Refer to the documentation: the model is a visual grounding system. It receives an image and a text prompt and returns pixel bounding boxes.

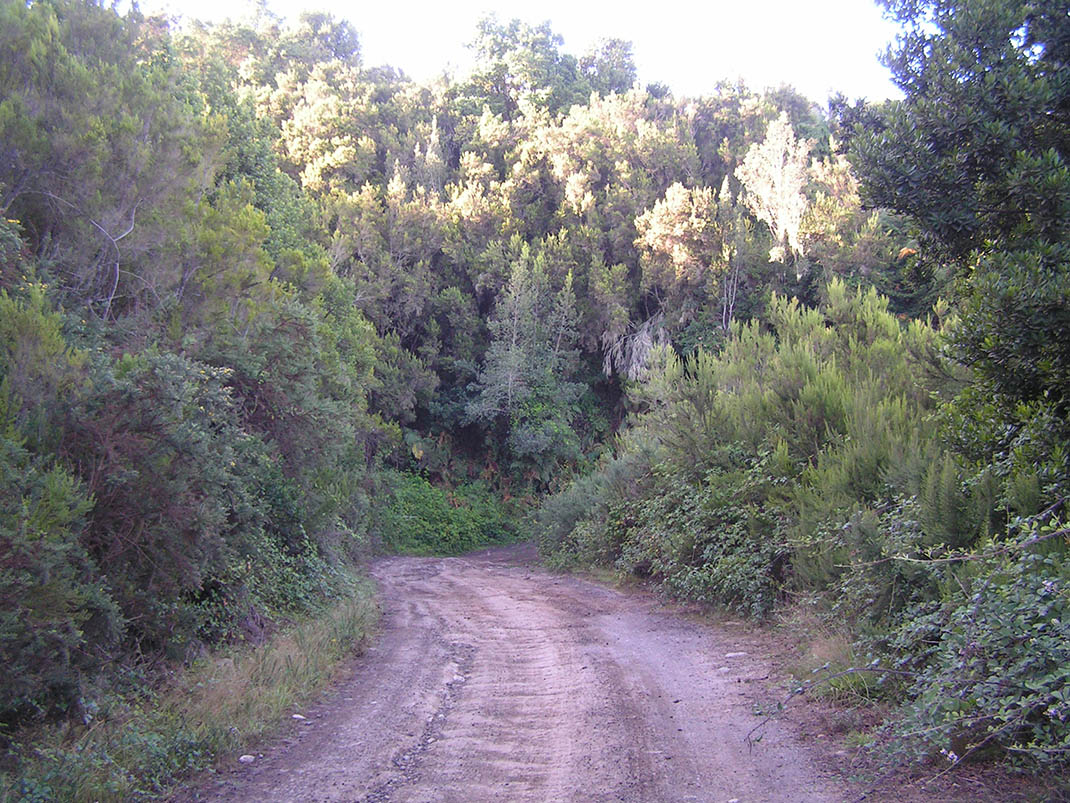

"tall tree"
[735,112,811,273]
[851,0,1070,496]
[460,16,586,119]
[580,38,637,96]
[0,0,214,318]
[466,245,583,479]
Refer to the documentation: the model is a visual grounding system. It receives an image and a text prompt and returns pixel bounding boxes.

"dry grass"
[776,603,888,705]
[169,581,378,745]
[1,579,378,803]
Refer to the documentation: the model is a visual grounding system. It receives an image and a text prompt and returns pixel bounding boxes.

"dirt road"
[180,546,845,802]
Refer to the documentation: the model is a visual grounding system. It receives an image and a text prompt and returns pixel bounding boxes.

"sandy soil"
[176,545,851,802]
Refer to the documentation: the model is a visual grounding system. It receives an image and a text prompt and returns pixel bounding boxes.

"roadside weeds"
[1,577,379,803]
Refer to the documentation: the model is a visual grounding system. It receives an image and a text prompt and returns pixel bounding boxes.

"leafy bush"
[594,457,788,617]
[668,461,791,617]
[62,350,254,654]
[538,281,942,619]
[377,472,515,555]
[0,393,120,726]
[532,445,655,565]
[887,516,1070,769]
[4,578,377,802]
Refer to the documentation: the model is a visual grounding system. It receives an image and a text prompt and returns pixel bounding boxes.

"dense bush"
[0,242,388,727]
[887,513,1070,769]
[538,281,942,614]
[0,414,120,725]
[533,445,655,567]
[378,472,515,555]
[610,458,791,617]
[64,350,252,653]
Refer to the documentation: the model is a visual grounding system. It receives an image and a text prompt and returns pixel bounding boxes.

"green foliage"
[851,0,1070,496]
[532,446,654,566]
[465,244,585,482]
[0,217,30,291]
[378,472,515,555]
[3,578,376,802]
[835,4,1070,770]
[0,402,120,726]
[854,0,1069,261]
[541,282,942,619]
[888,518,1070,769]
[0,281,87,449]
[612,459,790,618]
[459,16,591,119]
[65,350,256,652]
[0,217,385,724]
[0,0,213,316]
[579,38,636,96]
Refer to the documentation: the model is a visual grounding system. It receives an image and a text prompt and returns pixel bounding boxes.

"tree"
[466,244,584,479]
[850,0,1070,496]
[460,16,586,119]
[735,112,811,273]
[633,179,756,346]
[854,0,1069,260]
[800,149,913,309]
[580,38,637,96]
[326,169,444,348]
[0,0,214,318]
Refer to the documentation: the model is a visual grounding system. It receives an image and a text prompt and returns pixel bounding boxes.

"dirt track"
[179,545,845,802]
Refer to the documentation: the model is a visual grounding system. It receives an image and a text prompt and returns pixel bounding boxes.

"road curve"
[178,546,842,802]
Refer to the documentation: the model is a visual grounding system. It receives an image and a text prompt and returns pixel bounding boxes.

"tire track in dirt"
[176,545,842,802]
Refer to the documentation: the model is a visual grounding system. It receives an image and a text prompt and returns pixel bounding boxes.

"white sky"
[140,0,903,103]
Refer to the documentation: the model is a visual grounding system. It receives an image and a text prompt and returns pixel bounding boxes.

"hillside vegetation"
[0,0,1067,794]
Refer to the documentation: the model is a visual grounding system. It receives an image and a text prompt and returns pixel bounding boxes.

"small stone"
[292,714,307,720]
[724,651,748,658]
[239,754,255,764]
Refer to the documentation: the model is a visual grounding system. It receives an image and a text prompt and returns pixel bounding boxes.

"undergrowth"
[378,471,520,555]
[535,285,1070,773]
[1,576,378,803]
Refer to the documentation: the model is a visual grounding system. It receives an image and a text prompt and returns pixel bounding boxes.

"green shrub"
[0,392,120,726]
[611,459,789,618]
[378,472,515,555]
[887,519,1070,769]
[3,579,377,802]
[538,281,942,620]
[532,445,654,565]
[62,347,362,653]
[62,350,253,654]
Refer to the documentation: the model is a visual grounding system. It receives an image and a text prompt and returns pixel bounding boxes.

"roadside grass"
[776,602,890,706]
[1,576,378,803]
